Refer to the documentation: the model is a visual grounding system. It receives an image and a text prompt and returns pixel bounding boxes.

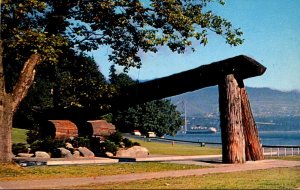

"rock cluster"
[15,142,95,159]
[15,142,149,159]
[55,144,95,158]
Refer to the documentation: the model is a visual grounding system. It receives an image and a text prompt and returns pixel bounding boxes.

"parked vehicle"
[132,130,141,136]
[147,132,156,138]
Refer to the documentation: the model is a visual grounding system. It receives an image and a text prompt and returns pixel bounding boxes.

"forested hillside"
[170,87,300,117]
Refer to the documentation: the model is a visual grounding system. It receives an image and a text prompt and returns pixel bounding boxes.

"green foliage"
[109,65,118,85]
[108,65,137,104]
[29,138,65,153]
[100,113,113,123]
[12,143,28,155]
[1,1,67,67]
[89,137,102,153]
[107,131,123,146]
[54,52,109,110]
[122,138,141,148]
[26,124,40,144]
[89,132,139,155]
[122,138,133,148]
[15,52,112,132]
[115,99,183,136]
[101,140,118,154]
[109,65,136,87]
[75,137,91,149]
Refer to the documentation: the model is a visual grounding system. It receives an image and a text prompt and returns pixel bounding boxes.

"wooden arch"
[113,55,266,164]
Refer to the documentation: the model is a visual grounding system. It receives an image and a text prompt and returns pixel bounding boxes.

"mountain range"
[169,86,300,118]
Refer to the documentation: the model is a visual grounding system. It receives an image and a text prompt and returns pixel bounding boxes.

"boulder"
[105,152,114,157]
[58,148,73,158]
[35,151,51,158]
[73,151,81,158]
[78,147,94,158]
[17,153,34,158]
[65,142,74,149]
[116,146,149,158]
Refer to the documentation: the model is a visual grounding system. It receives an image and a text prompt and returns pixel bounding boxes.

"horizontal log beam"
[114,55,266,108]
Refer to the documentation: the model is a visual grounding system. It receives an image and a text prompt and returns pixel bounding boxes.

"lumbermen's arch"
[114,55,266,164]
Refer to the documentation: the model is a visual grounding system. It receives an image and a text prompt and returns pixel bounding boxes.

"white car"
[147,132,156,138]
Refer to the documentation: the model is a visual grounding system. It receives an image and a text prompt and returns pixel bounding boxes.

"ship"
[186,125,217,134]
[177,100,217,134]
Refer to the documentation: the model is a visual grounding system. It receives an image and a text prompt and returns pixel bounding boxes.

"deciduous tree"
[115,99,183,137]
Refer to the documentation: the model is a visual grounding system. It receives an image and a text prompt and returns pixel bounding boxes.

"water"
[166,116,300,146]
[258,131,300,146]
[166,130,300,146]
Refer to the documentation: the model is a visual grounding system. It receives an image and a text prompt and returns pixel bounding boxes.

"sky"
[90,0,300,92]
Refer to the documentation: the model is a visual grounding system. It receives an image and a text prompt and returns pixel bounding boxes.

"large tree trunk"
[0,40,41,163]
[0,95,13,162]
[0,41,14,162]
[240,87,264,161]
[218,74,245,164]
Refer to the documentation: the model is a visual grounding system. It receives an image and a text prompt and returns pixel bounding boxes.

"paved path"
[0,159,299,189]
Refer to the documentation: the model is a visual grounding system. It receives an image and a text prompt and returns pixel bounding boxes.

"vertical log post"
[240,87,264,161]
[218,74,245,164]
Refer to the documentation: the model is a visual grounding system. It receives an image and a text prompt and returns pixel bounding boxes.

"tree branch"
[11,53,42,113]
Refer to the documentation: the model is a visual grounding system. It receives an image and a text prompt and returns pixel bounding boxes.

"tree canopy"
[67,0,243,69]
[114,99,183,137]
[2,0,243,71]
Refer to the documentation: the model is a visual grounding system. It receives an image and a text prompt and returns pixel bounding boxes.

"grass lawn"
[12,128,28,144]
[267,155,300,161]
[131,138,221,156]
[72,167,300,189]
[0,162,207,181]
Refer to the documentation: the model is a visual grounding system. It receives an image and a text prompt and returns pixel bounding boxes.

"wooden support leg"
[240,87,264,161]
[218,74,245,164]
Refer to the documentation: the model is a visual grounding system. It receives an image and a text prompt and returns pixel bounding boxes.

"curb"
[13,155,223,166]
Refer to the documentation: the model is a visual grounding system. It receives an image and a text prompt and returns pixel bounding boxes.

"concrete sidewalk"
[13,157,119,166]
[1,159,299,189]
[13,154,222,166]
